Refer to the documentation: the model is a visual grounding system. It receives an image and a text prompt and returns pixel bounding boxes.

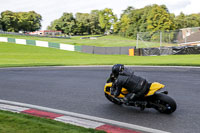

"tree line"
[47,8,117,35]
[0,4,200,39]
[0,10,42,32]
[114,5,200,39]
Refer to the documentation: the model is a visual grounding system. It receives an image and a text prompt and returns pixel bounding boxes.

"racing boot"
[138,101,147,111]
[123,97,130,106]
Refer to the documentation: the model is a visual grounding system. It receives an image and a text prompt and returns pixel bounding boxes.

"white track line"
[0,103,29,113]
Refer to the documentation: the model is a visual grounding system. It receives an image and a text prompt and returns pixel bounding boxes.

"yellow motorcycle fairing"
[104,82,165,98]
[145,82,165,96]
[104,82,128,98]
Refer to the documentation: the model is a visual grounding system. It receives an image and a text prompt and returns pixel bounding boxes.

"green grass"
[0,42,200,67]
[0,34,177,48]
[0,110,105,133]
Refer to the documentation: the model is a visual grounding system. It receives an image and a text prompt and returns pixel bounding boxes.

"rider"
[110,64,151,106]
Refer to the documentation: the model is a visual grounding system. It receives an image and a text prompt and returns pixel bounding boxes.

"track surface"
[0,66,200,133]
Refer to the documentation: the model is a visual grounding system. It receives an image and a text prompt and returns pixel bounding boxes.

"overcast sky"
[0,0,199,30]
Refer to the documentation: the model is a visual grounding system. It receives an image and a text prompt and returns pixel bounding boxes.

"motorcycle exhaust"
[162,91,168,94]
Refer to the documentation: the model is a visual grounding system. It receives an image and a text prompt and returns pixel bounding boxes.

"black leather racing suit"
[111,68,150,101]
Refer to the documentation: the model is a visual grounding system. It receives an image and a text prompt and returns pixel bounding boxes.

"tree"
[114,5,151,38]
[147,4,175,33]
[121,6,134,17]
[61,13,76,35]
[114,4,176,39]
[113,6,134,35]
[1,10,18,32]
[18,11,42,32]
[174,12,200,29]
[186,14,200,27]
[47,19,62,31]
[89,10,102,34]
[99,8,117,34]
[26,11,42,31]
[174,12,186,29]
[113,14,131,35]
[48,10,102,35]
[48,13,76,35]
[75,13,90,34]
[0,18,2,30]
[146,5,176,41]
[0,10,42,32]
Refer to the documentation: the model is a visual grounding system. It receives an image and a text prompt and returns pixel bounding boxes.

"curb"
[0,103,139,133]
[0,100,170,133]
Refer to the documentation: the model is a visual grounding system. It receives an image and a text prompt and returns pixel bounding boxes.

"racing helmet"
[112,64,124,77]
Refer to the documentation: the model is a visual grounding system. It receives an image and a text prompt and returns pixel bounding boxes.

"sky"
[0,0,199,30]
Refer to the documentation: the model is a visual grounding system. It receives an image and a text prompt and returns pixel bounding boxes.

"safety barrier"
[135,46,200,56]
[81,46,135,55]
[0,37,135,55]
[0,37,75,52]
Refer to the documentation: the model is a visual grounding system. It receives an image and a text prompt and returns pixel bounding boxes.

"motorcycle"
[104,81,177,114]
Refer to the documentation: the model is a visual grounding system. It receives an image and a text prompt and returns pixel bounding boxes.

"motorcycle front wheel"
[151,93,177,114]
[104,93,123,105]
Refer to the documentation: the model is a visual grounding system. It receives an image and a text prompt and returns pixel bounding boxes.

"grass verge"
[0,110,105,133]
[0,34,176,48]
[0,42,200,67]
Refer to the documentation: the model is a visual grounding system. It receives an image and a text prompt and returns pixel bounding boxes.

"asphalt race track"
[0,66,200,133]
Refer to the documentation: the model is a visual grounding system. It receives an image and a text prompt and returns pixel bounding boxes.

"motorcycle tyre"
[104,93,123,105]
[153,93,177,114]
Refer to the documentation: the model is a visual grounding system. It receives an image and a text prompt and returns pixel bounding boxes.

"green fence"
[26,40,36,46]
[48,42,60,49]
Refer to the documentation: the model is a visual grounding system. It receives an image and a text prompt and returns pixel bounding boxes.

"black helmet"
[112,64,124,77]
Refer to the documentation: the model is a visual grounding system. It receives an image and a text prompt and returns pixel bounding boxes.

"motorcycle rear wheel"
[152,93,177,114]
[104,93,123,105]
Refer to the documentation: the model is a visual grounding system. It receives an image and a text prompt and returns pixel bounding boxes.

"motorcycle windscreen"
[145,82,165,96]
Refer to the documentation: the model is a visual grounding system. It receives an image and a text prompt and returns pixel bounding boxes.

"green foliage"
[48,10,103,35]
[1,10,19,32]
[49,13,77,35]
[18,11,42,32]
[48,8,118,35]
[0,16,3,30]
[147,4,176,32]
[114,5,151,38]
[89,10,102,34]
[99,8,117,33]
[76,12,91,34]
[62,13,77,35]
[114,14,130,34]
[115,4,178,40]
[0,10,42,32]
[175,12,200,29]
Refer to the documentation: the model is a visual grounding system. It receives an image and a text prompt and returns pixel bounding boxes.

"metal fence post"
[136,33,139,49]
[160,31,162,47]
[185,35,187,43]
